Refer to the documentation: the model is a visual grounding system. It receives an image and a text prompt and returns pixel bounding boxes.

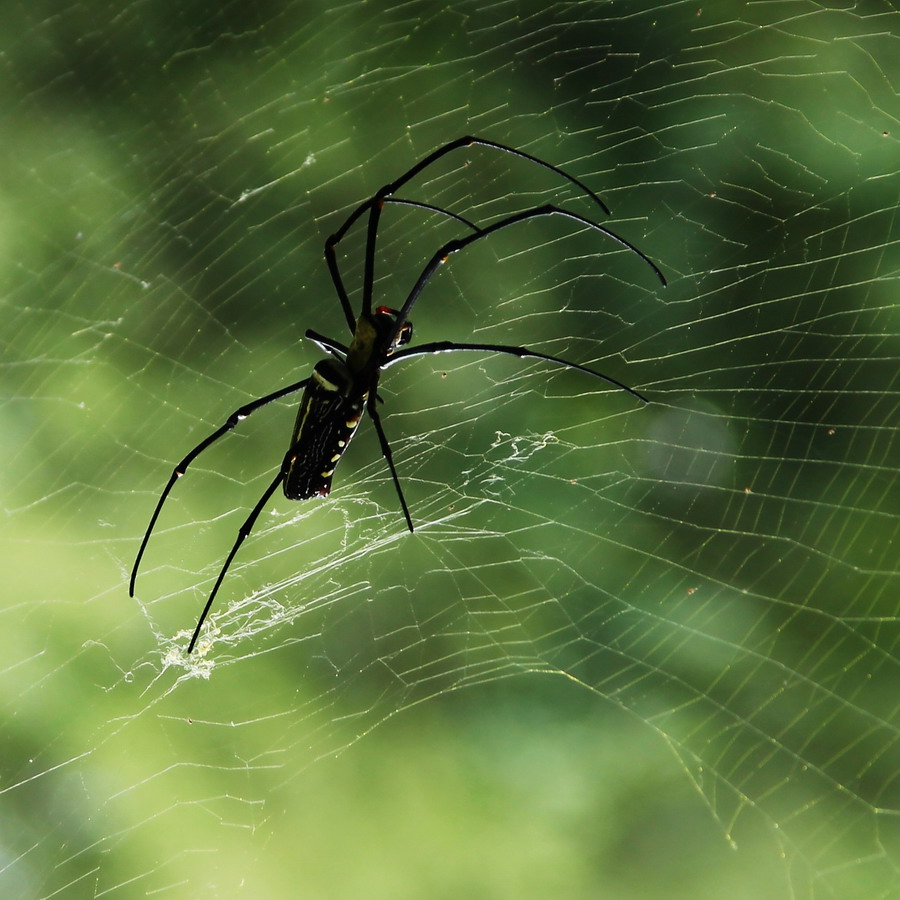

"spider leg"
[187,466,286,653]
[384,340,649,404]
[324,197,480,335]
[324,238,359,334]
[361,197,485,319]
[331,136,611,246]
[366,395,414,532]
[361,198,386,319]
[306,330,348,361]
[381,137,611,216]
[391,204,666,343]
[130,377,311,597]
[325,137,611,324]
[385,198,479,232]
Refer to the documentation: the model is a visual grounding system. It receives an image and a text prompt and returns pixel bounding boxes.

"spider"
[130,135,666,653]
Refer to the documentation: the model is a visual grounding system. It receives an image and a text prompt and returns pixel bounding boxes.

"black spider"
[130,136,666,652]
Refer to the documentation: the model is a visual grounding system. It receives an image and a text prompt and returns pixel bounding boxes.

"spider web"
[2,1,898,897]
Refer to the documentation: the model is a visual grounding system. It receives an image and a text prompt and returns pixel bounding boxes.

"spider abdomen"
[283,359,366,500]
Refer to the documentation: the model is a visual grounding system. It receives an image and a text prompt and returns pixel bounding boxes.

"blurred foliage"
[0,0,897,898]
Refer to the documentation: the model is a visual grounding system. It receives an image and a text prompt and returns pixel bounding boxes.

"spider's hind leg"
[366,395,414,533]
[187,466,286,654]
[130,377,311,597]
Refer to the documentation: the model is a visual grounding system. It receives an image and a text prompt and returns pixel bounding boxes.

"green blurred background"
[1,1,897,897]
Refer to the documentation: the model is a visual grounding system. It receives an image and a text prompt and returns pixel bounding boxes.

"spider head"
[374,305,413,354]
[346,306,413,375]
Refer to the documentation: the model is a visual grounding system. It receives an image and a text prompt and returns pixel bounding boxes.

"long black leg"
[324,137,611,326]
[391,204,666,345]
[386,198,479,232]
[366,395,414,533]
[130,377,310,596]
[305,330,348,360]
[385,137,611,215]
[187,467,286,653]
[384,340,649,404]
[331,136,611,247]
[324,197,480,334]
[362,194,486,322]
[360,199,386,320]
[324,241,358,335]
